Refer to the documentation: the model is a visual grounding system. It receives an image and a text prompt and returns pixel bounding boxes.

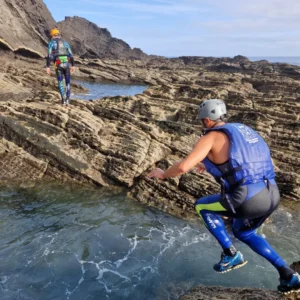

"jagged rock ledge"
[179,286,282,300]
[0,53,300,212]
[0,39,44,58]
[180,261,300,300]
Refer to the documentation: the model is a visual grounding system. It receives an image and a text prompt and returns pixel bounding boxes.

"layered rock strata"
[0,54,300,216]
[0,0,56,56]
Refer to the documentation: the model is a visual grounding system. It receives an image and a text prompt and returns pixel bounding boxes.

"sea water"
[0,184,299,300]
[72,81,147,101]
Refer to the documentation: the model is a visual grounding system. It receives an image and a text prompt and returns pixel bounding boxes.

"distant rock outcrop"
[0,0,56,56]
[0,2,148,60]
[58,16,148,60]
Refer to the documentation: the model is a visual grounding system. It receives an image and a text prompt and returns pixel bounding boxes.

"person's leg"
[56,66,66,104]
[233,217,290,271]
[64,65,71,103]
[232,181,300,293]
[233,218,300,293]
[194,195,247,273]
[195,194,233,250]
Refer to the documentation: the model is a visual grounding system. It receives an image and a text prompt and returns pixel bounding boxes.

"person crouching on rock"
[46,28,75,105]
[148,99,300,295]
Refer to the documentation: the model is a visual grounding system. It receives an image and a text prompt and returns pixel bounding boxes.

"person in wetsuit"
[46,28,75,105]
[148,99,300,295]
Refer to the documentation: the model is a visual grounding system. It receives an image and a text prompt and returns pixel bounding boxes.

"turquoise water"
[72,81,147,101]
[0,184,299,300]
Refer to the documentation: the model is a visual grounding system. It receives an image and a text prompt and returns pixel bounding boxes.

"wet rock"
[0,138,48,183]
[179,285,282,300]
[180,262,300,300]
[290,261,300,273]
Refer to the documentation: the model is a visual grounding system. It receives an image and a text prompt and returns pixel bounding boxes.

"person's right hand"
[148,168,165,179]
[46,67,51,75]
[195,163,206,173]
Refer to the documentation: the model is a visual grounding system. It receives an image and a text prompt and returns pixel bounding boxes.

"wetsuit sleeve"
[46,41,53,67]
[64,41,75,66]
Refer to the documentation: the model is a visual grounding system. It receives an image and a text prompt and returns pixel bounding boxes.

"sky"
[43,0,300,57]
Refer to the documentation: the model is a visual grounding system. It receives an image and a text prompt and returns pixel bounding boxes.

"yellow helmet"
[50,28,60,37]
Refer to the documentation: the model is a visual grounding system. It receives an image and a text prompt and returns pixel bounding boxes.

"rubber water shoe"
[61,97,69,105]
[213,251,247,274]
[278,272,300,295]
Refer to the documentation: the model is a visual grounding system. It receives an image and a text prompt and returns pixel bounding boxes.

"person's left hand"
[195,162,206,173]
[148,168,165,179]
[70,66,75,73]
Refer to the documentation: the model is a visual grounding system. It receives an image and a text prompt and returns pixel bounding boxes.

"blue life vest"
[202,123,275,191]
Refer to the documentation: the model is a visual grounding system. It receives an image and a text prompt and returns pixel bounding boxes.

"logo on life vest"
[207,214,217,229]
[234,124,259,144]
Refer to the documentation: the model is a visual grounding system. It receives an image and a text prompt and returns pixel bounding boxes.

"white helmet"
[197,99,227,120]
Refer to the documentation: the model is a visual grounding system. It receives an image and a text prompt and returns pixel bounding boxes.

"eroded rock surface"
[0,0,56,56]
[0,54,300,217]
[179,285,282,300]
[180,261,300,300]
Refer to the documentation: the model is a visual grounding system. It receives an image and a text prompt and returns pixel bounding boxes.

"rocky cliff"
[0,54,299,213]
[0,0,56,57]
[58,16,148,60]
[0,1,147,60]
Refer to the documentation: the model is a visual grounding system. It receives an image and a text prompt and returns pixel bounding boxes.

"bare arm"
[149,132,215,179]
[46,41,53,68]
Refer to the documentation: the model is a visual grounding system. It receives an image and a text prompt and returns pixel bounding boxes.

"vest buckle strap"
[219,177,237,214]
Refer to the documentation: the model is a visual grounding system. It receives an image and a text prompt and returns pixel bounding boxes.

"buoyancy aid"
[202,123,275,192]
[52,39,69,58]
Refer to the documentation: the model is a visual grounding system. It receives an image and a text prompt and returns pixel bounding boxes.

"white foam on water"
[98,280,112,294]
[114,235,138,269]
[183,233,210,247]
[64,258,88,300]
[96,268,130,282]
